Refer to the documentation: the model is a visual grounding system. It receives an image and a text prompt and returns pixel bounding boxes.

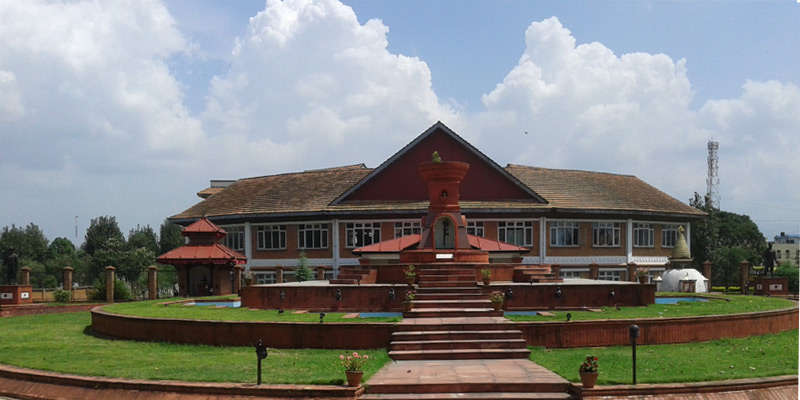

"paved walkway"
[367,359,569,388]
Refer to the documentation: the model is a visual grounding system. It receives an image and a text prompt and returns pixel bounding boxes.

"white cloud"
[201,0,461,174]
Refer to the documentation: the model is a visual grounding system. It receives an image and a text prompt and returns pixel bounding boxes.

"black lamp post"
[255,339,268,385]
[629,324,640,385]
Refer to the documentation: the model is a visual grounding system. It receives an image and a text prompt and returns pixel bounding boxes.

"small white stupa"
[659,226,708,293]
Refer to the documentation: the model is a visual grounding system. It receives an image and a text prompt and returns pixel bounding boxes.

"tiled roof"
[171,165,372,221]
[352,234,528,254]
[505,164,705,217]
[171,164,703,222]
[157,243,247,265]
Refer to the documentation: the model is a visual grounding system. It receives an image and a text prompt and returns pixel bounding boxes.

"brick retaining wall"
[0,303,100,317]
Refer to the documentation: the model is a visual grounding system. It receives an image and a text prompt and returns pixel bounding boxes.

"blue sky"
[1,0,798,245]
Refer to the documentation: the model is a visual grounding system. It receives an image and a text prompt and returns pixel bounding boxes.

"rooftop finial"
[432,151,442,163]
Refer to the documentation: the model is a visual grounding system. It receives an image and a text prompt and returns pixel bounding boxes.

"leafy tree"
[294,251,312,282]
[774,262,799,295]
[82,216,124,257]
[128,225,158,253]
[158,219,184,255]
[91,238,154,284]
[0,223,49,263]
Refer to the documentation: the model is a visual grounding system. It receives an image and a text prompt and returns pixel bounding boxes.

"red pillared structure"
[353,158,529,265]
[157,217,246,297]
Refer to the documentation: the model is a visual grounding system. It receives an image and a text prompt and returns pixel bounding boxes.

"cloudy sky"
[1,0,798,245]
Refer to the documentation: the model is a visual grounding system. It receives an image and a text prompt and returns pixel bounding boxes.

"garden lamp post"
[255,339,268,385]
[629,324,640,385]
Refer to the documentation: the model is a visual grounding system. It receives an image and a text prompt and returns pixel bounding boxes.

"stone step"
[336,273,367,280]
[395,319,518,332]
[329,279,356,285]
[361,392,574,400]
[417,274,476,282]
[412,299,491,308]
[390,338,528,351]
[415,286,482,294]
[414,292,484,301]
[403,308,502,318]
[418,281,478,288]
[391,329,524,342]
[388,348,530,361]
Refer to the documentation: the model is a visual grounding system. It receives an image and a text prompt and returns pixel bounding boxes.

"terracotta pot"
[638,275,647,284]
[491,300,503,311]
[406,277,415,286]
[482,277,491,285]
[579,371,599,388]
[403,302,413,312]
[244,277,254,286]
[345,370,364,387]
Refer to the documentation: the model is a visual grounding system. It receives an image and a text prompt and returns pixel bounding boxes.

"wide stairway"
[365,263,573,399]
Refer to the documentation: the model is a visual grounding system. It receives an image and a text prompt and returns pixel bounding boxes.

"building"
[169,122,705,283]
[772,232,800,268]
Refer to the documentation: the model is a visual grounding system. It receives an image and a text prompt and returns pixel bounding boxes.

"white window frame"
[598,270,622,281]
[394,221,421,238]
[345,222,380,248]
[633,223,655,248]
[499,221,533,246]
[256,225,286,250]
[549,221,580,247]
[661,224,679,248]
[592,222,620,247]
[298,224,328,249]
[467,221,484,237]
[223,225,245,251]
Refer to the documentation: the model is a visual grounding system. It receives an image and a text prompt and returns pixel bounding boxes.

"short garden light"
[335,289,342,301]
[629,324,640,385]
[255,339,268,385]
[389,288,395,300]
[319,312,326,323]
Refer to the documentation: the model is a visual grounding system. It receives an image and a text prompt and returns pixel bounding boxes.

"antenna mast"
[706,140,720,209]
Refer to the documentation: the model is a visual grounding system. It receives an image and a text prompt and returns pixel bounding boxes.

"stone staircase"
[388,263,529,361]
[513,265,563,283]
[329,265,376,284]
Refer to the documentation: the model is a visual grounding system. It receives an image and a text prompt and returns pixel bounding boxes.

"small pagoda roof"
[352,234,527,254]
[182,217,227,239]
[157,243,246,265]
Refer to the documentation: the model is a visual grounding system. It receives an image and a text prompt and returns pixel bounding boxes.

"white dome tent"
[658,268,708,293]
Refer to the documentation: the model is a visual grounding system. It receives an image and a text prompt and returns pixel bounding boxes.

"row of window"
[222,221,684,251]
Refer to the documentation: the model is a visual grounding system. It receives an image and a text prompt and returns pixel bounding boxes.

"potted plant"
[481,268,492,285]
[489,290,504,310]
[404,265,416,286]
[403,289,416,312]
[636,267,649,284]
[339,351,370,387]
[243,271,254,286]
[579,355,599,388]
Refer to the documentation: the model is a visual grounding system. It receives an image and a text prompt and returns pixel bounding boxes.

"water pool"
[655,297,709,304]
[504,311,539,316]
[193,301,241,308]
[358,312,402,318]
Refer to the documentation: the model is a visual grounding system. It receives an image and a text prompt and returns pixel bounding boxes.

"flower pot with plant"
[488,290,504,310]
[404,265,416,286]
[636,267,649,284]
[403,289,415,312]
[579,355,599,388]
[243,271,254,287]
[339,351,370,387]
[481,268,492,285]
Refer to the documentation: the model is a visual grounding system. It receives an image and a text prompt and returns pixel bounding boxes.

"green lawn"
[506,294,795,322]
[102,298,402,323]
[529,329,799,384]
[0,312,389,384]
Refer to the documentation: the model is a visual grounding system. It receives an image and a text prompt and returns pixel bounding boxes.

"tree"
[128,225,158,253]
[158,219,184,255]
[294,251,312,282]
[82,216,124,257]
[0,223,49,264]
[774,262,799,295]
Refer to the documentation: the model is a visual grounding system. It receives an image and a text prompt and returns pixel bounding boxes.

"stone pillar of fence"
[275,266,284,284]
[19,266,31,286]
[63,267,74,292]
[147,265,158,300]
[740,261,751,295]
[589,263,599,280]
[104,266,116,303]
[232,265,242,293]
[316,266,326,281]
[627,262,638,282]
[550,264,560,279]
[703,261,713,292]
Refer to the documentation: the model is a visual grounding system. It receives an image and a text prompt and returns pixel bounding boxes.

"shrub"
[774,263,799,294]
[53,289,71,303]
[294,252,312,282]
[88,278,132,301]
[711,286,726,293]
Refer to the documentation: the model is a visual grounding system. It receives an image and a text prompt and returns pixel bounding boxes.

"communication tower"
[706,140,720,209]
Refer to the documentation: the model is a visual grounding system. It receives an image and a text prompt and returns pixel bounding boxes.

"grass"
[505,293,795,322]
[0,312,390,384]
[102,298,403,323]
[529,329,799,384]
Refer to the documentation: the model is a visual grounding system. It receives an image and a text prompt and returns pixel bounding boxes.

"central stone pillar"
[147,265,158,300]
[104,266,116,303]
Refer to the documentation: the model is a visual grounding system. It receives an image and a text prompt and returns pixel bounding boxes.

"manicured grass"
[506,294,795,322]
[529,329,799,384]
[102,298,402,323]
[0,312,389,384]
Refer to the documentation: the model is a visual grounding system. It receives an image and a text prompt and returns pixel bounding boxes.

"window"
[550,221,580,247]
[499,221,532,246]
[224,226,245,251]
[560,271,582,279]
[467,221,484,237]
[256,272,275,284]
[298,224,328,249]
[598,270,622,281]
[592,222,620,247]
[394,222,421,238]
[776,251,781,259]
[633,223,654,247]
[346,222,380,248]
[257,225,286,250]
[661,224,678,248]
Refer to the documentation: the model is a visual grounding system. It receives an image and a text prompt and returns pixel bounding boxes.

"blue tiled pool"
[193,301,241,308]
[358,312,402,318]
[655,297,709,304]
[504,311,539,316]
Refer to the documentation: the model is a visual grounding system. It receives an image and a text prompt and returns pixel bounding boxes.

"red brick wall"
[0,303,99,318]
